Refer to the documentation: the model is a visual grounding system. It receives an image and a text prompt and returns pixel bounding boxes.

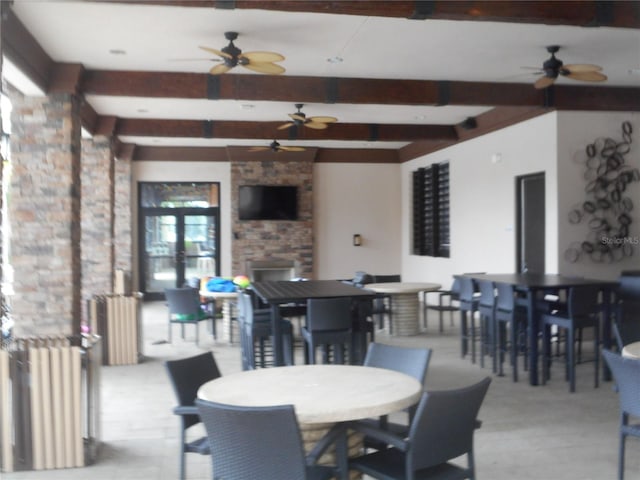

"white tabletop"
[364,282,441,294]
[197,364,422,424]
[622,341,640,359]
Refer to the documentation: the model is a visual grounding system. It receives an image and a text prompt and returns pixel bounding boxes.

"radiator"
[88,293,143,366]
[0,336,101,473]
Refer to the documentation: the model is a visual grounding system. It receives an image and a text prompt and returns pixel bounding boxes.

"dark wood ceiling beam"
[399,106,550,161]
[93,1,640,29]
[130,144,396,163]
[115,118,458,141]
[134,146,231,162]
[82,71,640,111]
[1,9,53,92]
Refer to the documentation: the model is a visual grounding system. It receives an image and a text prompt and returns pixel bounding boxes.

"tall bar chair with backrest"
[302,297,354,364]
[602,349,640,480]
[238,290,294,369]
[458,276,480,363]
[494,282,528,382]
[615,271,640,351]
[476,278,496,370]
[540,285,601,392]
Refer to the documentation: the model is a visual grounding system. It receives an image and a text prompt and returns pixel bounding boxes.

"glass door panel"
[143,213,179,297]
[140,208,220,300]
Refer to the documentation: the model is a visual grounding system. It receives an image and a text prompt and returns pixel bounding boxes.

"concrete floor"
[3,301,636,480]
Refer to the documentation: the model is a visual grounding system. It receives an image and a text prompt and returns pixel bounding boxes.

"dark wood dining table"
[251,280,377,366]
[456,273,618,386]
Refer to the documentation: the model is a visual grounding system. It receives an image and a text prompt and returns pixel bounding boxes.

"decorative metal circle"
[568,209,582,224]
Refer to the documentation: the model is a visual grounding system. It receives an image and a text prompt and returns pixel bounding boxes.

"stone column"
[113,156,133,277]
[8,91,82,336]
[80,136,115,316]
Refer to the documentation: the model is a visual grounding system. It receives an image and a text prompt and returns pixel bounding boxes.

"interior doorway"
[516,172,545,274]
[138,183,220,301]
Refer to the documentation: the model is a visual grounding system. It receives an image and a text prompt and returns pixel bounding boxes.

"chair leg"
[461,310,469,358]
[510,320,518,382]
[567,326,575,393]
[619,419,626,480]
[179,427,187,480]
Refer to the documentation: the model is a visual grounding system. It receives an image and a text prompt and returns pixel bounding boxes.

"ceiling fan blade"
[209,64,232,75]
[248,146,269,152]
[308,116,338,124]
[241,51,285,63]
[563,63,603,73]
[534,75,556,89]
[199,46,233,59]
[280,146,306,152]
[565,71,608,82]
[289,113,306,122]
[277,122,294,130]
[242,62,286,75]
[304,121,329,130]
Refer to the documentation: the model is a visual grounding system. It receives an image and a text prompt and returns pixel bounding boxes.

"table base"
[301,423,363,480]
[390,293,421,336]
[220,300,239,344]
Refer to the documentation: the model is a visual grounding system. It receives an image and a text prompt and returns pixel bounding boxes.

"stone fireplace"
[231,159,313,279]
[246,259,299,282]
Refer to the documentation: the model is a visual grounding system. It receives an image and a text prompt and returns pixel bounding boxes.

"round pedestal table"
[198,364,422,479]
[364,282,441,335]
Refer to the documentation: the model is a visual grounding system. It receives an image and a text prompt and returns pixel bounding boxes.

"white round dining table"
[198,364,422,424]
[198,364,422,480]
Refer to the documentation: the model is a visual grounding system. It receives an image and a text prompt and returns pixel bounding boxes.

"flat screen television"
[238,185,298,220]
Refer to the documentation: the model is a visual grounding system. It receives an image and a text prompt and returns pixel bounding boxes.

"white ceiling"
[6,1,640,150]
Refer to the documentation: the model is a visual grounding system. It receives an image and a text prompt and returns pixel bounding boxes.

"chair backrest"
[165,287,201,316]
[495,282,515,312]
[450,277,461,296]
[619,271,640,303]
[476,279,495,308]
[568,285,601,317]
[602,350,640,418]
[613,314,640,350]
[306,297,353,332]
[353,271,374,287]
[372,274,401,283]
[458,277,476,303]
[408,377,491,473]
[363,342,432,384]
[165,352,221,428]
[195,399,308,480]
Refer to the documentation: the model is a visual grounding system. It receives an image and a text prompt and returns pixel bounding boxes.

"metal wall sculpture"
[565,121,639,263]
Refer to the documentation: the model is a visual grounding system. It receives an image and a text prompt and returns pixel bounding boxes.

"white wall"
[132,161,233,280]
[557,111,640,280]
[401,112,559,288]
[313,163,401,280]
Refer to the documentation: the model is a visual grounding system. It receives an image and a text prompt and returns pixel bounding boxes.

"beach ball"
[233,275,251,289]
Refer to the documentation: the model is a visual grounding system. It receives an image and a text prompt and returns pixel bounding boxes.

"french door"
[139,207,220,300]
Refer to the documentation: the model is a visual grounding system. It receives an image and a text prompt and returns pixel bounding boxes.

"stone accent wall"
[231,159,313,278]
[114,157,133,275]
[81,136,114,312]
[8,92,82,336]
